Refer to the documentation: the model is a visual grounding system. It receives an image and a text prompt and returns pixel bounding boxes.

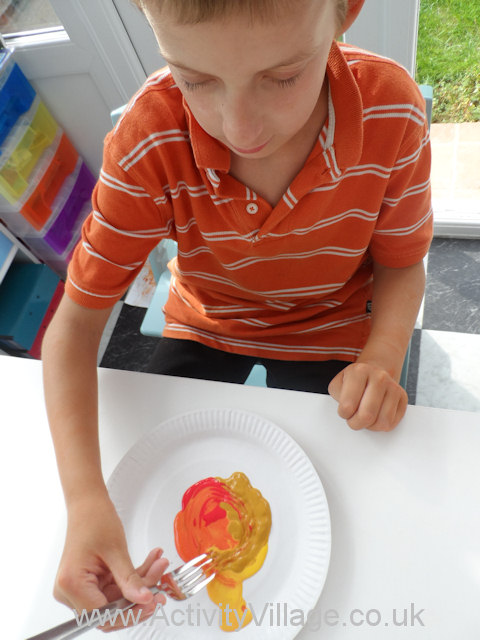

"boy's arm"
[42,296,167,623]
[328,259,425,431]
[42,296,110,506]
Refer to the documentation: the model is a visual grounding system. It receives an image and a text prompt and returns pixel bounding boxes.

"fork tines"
[175,553,215,595]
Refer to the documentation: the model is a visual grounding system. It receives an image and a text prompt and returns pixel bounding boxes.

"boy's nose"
[221,92,264,150]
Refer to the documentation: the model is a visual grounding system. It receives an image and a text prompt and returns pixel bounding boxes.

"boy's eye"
[180,73,302,92]
[272,74,301,89]
[181,79,211,92]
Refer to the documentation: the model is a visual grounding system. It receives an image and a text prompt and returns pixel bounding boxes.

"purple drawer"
[44,162,95,254]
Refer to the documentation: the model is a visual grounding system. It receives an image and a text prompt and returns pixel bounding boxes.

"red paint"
[174,477,247,562]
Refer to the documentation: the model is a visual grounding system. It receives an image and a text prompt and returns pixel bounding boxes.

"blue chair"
[111,84,432,389]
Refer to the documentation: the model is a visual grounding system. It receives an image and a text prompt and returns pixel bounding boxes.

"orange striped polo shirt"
[66,41,433,362]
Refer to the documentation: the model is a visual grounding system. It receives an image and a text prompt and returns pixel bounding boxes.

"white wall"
[345,0,421,76]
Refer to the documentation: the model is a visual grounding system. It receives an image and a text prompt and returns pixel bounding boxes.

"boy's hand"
[328,361,408,431]
[55,494,168,631]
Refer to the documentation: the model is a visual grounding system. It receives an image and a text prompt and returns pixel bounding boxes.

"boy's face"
[145,1,337,161]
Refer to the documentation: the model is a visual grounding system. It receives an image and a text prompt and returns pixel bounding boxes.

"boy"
[42,0,432,627]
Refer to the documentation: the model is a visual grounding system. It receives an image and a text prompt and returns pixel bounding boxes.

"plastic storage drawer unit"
[0,57,36,149]
[44,161,95,253]
[0,98,58,203]
[0,262,60,352]
[25,158,95,257]
[20,132,78,229]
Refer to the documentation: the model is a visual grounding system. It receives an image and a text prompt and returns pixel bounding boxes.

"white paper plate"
[107,408,331,639]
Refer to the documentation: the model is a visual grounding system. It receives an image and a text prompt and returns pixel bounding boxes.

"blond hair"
[133,0,349,30]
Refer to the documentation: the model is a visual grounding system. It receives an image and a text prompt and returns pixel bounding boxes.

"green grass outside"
[415,0,480,122]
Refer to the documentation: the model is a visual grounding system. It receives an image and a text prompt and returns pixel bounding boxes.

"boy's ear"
[341,0,366,34]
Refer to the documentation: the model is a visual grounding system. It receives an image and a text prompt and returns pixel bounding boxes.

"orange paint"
[174,472,271,631]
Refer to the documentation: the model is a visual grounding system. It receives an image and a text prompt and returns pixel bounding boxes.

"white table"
[2,355,479,639]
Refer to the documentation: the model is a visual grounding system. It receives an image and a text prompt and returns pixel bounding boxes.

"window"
[1,0,65,42]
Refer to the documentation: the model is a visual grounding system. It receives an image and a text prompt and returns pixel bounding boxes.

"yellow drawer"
[0,100,58,203]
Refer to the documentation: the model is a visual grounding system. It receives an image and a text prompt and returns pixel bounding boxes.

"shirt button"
[246,202,258,214]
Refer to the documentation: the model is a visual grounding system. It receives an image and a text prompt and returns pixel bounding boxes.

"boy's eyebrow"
[164,45,322,74]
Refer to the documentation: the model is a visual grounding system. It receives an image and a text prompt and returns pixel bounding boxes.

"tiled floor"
[414,238,480,411]
[99,237,480,413]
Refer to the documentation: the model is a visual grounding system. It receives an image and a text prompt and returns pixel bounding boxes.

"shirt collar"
[323,41,364,172]
[183,97,231,173]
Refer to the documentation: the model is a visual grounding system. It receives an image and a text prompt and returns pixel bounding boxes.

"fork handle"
[25,588,163,640]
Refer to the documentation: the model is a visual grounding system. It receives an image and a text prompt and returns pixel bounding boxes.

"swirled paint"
[174,472,271,631]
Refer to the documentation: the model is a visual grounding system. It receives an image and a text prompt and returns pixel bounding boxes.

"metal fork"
[25,553,215,640]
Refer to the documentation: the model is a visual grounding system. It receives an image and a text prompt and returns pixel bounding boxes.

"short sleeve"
[369,111,433,268]
[65,131,174,309]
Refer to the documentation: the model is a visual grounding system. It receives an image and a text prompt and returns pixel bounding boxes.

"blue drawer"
[0,262,60,351]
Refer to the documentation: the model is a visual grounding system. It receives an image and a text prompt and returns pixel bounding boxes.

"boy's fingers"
[100,547,166,601]
[106,551,153,605]
[367,386,408,432]
[327,369,343,401]
[143,557,170,587]
[348,377,407,432]
[345,381,385,430]
[99,552,169,631]
[329,363,407,431]
[135,548,169,595]
[330,364,369,425]
[137,550,169,607]
[136,548,165,577]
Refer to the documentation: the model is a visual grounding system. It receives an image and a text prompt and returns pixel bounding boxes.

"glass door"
[416,0,480,237]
